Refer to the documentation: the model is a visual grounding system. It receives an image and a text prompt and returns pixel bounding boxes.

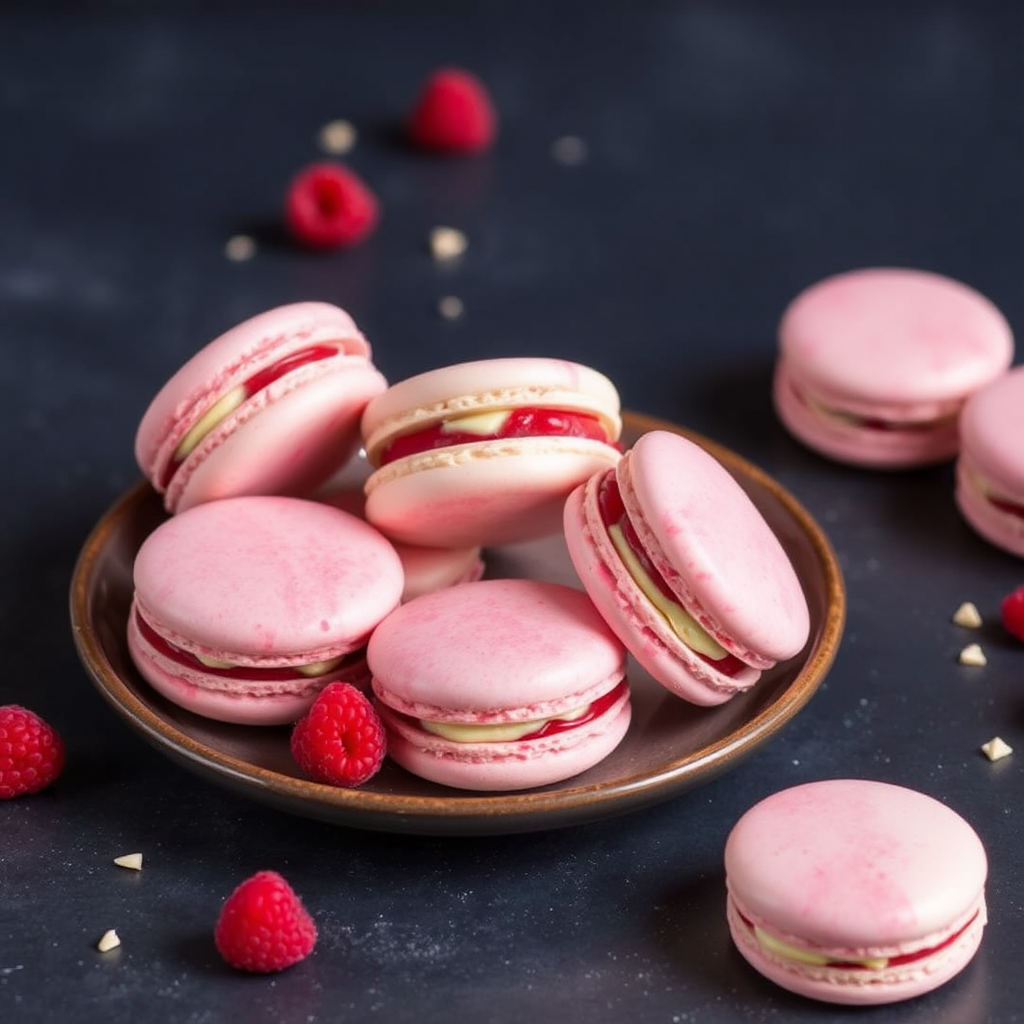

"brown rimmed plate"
[70,411,845,836]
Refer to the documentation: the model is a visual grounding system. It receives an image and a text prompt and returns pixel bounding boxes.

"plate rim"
[69,411,846,834]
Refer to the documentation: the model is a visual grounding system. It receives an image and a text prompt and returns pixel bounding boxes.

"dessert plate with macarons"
[72,409,845,835]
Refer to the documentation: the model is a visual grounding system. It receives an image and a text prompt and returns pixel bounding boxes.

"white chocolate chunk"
[429,226,467,261]
[421,704,589,743]
[437,295,464,320]
[981,736,1012,762]
[318,119,357,154]
[441,410,511,436]
[113,853,143,871]
[959,643,987,667]
[224,234,256,261]
[173,387,246,461]
[608,524,730,660]
[952,602,983,629]
[96,930,120,953]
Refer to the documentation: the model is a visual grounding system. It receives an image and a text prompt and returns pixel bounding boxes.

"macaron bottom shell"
[726,894,986,1006]
[374,690,631,791]
[773,363,959,469]
[955,457,1024,558]
[364,436,621,548]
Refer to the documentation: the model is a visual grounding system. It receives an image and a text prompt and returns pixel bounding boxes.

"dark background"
[3,2,1023,1021]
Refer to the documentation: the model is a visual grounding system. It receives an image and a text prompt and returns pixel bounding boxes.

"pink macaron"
[725,779,987,1005]
[359,357,623,548]
[127,496,403,725]
[318,486,485,602]
[135,302,387,513]
[369,579,631,791]
[564,430,809,706]
[774,268,1013,468]
[956,365,1024,557]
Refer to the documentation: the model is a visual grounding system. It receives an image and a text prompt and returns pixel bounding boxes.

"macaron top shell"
[779,268,1013,417]
[620,431,809,666]
[725,779,987,950]
[360,356,622,463]
[959,364,1024,496]
[133,496,403,665]
[368,579,626,723]
[135,302,385,511]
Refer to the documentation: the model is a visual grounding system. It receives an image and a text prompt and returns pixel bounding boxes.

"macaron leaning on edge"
[360,357,623,548]
[956,364,1024,558]
[724,779,987,1005]
[127,496,404,725]
[564,429,810,706]
[135,301,388,513]
[774,267,1013,468]
[369,578,631,791]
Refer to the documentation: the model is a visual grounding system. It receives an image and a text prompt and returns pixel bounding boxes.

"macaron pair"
[369,579,631,791]
[774,268,1013,468]
[360,357,623,548]
[127,496,403,725]
[136,302,387,513]
[956,365,1024,557]
[318,487,485,602]
[725,779,987,1005]
[564,430,809,706]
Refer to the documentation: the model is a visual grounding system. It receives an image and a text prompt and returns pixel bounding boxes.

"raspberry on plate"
[284,162,379,249]
[407,67,497,154]
[0,705,65,799]
[214,870,317,973]
[291,682,386,787]
[1001,585,1024,643]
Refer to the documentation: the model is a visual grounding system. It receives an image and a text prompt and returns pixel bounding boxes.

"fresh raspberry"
[407,67,497,154]
[1001,585,1024,643]
[214,870,317,973]
[290,682,385,787]
[284,162,379,249]
[0,705,65,799]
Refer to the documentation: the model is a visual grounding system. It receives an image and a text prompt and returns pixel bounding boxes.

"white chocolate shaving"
[959,643,987,667]
[981,736,1012,762]
[952,602,983,629]
[113,853,143,871]
[429,226,467,261]
[96,930,120,953]
[437,295,464,320]
[224,235,256,262]
[441,410,511,436]
[318,119,357,154]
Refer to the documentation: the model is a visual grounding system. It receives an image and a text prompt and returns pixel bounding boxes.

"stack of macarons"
[128,300,811,792]
[773,266,1021,556]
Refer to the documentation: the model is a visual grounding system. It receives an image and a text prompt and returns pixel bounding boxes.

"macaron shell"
[376,689,631,791]
[778,268,1013,411]
[170,360,386,512]
[364,436,621,548]
[958,366,1024,498]
[369,579,626,722]
[774,362,960,468]
[360,356,622,463]
[726,893,985,1005]
[955,456,1024,558]
[133,496,403,664]
[621,431,809,665]
[564,478,758,705]
[725,780,987,951]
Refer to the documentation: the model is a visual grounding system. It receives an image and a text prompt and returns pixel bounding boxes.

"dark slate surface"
[2,3,1022,1021]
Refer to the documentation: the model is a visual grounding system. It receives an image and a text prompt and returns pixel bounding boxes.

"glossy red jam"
[517,680,628,740]
[379,407,614,466]
[135,610,362,681]
[990,494,1024,522]
[597,473,746,678]
[160,343,339,490]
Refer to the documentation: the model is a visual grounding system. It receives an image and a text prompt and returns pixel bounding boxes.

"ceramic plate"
[70,412,845,836]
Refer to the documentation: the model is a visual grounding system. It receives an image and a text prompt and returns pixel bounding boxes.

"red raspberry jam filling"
[989,494,1024,522]
[735,906,979,971]
[160,343,340,490]
[135,610,363,681]
[597,473,746,677]
[379,407,614,466]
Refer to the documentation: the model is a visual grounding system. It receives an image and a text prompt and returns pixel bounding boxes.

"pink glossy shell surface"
[621,431,809,665]
[725,779,987,950]
[368,578,626,723]
[133,496,403,663]
[778,268,1013,414]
